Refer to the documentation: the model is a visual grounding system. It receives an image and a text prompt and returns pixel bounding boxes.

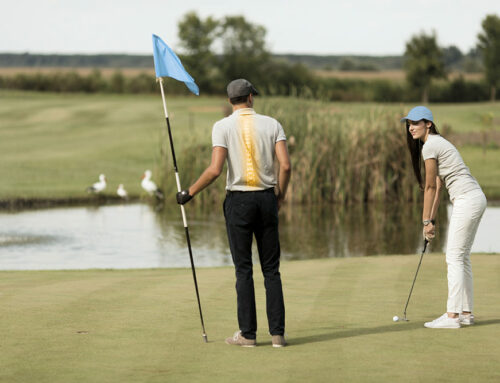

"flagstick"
[158,77,208,343]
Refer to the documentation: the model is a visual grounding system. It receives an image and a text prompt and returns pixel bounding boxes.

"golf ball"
[393,316,399,322]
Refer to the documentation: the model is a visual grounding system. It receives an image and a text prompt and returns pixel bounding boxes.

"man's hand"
[176,190,193,205]
[277,195,284,211]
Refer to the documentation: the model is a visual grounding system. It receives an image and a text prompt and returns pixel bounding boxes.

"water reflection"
[152,201,449,261]
[0,202,497,270]
[278,202,448,259]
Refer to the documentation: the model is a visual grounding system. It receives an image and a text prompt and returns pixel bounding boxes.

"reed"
[260,98,420,204]
[160,97,422,205]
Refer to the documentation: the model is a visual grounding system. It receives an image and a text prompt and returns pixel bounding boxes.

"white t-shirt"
[422,134,481,201]
[212,108,286,191]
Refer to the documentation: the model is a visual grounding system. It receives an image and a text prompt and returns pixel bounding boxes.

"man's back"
[212,108,286,191]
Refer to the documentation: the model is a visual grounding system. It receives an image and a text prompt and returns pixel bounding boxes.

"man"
[176,78,291,348]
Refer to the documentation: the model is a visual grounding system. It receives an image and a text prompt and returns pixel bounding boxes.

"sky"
[1,0,499,56]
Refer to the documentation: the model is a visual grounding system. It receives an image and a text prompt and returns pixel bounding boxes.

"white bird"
[141,170,164,199]
[86,174,107,194]
[117,184,128,199]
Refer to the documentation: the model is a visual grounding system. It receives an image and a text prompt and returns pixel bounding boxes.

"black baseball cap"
[227,79,259,98]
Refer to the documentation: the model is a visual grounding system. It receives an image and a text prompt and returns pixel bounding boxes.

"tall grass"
[160,98,422,205]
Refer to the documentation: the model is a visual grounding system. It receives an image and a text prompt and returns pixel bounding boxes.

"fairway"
[1,254,499,382]
[0,91,225,200]
[1,90,499,202]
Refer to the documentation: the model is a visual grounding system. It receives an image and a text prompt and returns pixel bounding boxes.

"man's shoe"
[424,313,460,329]
[459,313,475,325]
[225,331,256,347]
[272,335,286,348]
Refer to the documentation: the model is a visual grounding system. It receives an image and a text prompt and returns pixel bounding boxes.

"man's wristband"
[423,219,436,226]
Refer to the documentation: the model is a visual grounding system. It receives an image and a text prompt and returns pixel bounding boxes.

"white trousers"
[446,189,487,313]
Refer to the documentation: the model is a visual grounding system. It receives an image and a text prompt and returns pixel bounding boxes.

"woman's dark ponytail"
[406,120,440,189]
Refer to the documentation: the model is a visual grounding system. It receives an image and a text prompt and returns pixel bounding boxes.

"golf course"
[1,91,499,202]
[3,1,500,382]
[1,255,499,382]
[1,90,499,382]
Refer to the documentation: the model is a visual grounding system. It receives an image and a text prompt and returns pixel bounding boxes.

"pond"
[0,202,498,270]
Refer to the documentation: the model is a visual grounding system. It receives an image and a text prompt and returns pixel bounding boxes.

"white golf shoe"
[424,313,460,329]
[459,313,475,325]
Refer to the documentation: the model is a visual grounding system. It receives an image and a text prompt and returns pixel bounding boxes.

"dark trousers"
[223,188,285,339]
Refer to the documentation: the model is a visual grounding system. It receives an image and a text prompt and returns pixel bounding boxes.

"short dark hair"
[229,95,249,105]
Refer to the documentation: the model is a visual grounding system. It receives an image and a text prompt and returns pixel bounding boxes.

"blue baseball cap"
[401,106,434,123]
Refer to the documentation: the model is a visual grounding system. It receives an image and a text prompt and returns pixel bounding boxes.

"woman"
[402,106,486,329]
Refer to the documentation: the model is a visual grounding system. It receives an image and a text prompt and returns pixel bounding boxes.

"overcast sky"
[1,0,499,56]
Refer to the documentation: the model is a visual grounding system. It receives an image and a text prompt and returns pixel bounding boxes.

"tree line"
[0,12,498,102]
[405,14,500,102]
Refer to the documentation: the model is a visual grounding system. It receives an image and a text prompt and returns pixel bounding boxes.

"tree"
[339,58,356,71]
[217,16,270,83]
[177,12,219,92]
[463,48,482,73]
[442,45,463,69]
[477,14,500,101]
[404,32,446,103]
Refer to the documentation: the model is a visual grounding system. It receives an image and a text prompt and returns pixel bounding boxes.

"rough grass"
[0,67,155,77]
[0,90,498,202]
[1,254,499,382]
[0,68,482,82]
[314,69,484,82]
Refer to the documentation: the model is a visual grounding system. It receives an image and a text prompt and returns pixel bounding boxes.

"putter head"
[202,334,208,343]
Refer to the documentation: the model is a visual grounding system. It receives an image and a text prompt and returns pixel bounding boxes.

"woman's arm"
[422,159,438,240]
[422,159,438,220]
[429,176,442,220]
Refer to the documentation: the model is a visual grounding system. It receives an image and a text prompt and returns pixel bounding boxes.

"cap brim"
[400,117,409,122]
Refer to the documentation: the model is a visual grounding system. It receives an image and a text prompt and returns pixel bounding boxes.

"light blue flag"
[152,34,199,95]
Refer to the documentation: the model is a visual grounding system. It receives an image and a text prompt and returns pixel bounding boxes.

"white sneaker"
[424,313,460,329]
[459,313,475,325]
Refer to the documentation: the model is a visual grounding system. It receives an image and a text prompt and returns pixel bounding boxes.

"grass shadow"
[470,319,500,327]
[290,322,426,346]
[289,318,500,346]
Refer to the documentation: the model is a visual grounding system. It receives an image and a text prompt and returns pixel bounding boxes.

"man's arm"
[177,146,227,204]
[275,140,291,209]
[189,146,227,196]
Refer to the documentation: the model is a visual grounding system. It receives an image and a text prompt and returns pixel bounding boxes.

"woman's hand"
[423,223,436,241]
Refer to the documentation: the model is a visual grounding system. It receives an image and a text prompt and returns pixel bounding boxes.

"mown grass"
[460,146,500,200]
[0,90,225,200]
[0,90,498,202]
[1,254,499,383]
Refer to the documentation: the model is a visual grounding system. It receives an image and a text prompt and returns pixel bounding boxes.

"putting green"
[1,254,499,382]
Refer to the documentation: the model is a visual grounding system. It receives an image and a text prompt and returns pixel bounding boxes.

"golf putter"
[402,239,429,321]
